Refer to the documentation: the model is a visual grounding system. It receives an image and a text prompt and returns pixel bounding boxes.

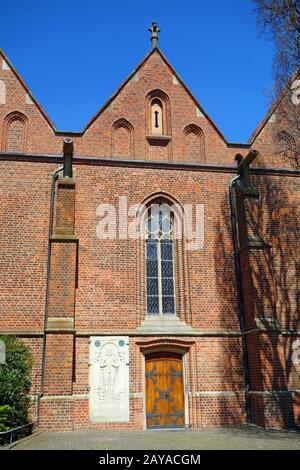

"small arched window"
[112,118,134,157]
[151,99,163,135]
[183,124,205,162]
[146,204,176,315]
[275,129,297,162]
[2,111,28,152]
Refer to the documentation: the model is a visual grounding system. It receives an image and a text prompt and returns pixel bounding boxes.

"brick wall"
[0,45,299,431]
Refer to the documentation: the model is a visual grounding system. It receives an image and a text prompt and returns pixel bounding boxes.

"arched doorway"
[145,352,185,429]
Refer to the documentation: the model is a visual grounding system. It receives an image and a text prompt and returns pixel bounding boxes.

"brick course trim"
[0,152,299,176]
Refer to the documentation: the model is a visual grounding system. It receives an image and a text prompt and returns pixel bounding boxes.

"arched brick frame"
[136,191,192,326]
[111,118,134,157]
[137,337,194,355]
[183,124,205,163]
[2,111,28,152]
[145,89,172,137]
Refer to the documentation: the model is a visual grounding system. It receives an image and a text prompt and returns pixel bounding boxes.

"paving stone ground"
[5,425,300,450]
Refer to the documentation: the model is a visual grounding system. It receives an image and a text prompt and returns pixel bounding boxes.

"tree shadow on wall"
[211,193,248,426]
[214,173,300,429]
[247,174,300,429]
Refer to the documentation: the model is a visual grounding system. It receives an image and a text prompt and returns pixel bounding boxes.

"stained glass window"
[146,205,176,315]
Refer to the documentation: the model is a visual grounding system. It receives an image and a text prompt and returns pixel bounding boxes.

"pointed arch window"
[276,130,296,159]
[146,204,176,315]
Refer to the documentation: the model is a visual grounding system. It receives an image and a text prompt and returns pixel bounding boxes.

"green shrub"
[0,405,14,432]
[0,336,33,428]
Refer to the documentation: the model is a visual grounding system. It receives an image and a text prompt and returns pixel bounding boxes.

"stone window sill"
[146,135,172,146]
[137,314,194,334]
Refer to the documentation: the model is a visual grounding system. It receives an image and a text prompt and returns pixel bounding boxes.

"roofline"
[248,67,300,144]
[0,46,268,148]
[82,47,231,143]
[247,93,281,145]
[82,47,156,132]
[153,48,228,142]
[0,48,57,132]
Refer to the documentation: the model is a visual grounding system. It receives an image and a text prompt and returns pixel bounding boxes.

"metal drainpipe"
[37,164,63,426]
[229,175,252,424]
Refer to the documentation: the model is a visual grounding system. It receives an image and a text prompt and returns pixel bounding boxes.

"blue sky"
[0,0,275,142]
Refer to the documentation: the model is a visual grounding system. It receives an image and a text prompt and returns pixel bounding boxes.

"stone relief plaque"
[288,339,300,389]
[291,340,300,368]
[0,340,6,365]
[89,336,129,422]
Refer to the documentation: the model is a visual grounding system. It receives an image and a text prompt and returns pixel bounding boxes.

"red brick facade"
[0,43,299,431]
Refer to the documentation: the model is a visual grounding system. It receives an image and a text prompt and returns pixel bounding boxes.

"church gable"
[82,48,228,163]
[0,43,234,163]
[0,49,57,154]
[246,90,296,168]
[1,28,288,167]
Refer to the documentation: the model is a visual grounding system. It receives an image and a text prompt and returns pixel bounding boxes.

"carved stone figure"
[89,336,129,422]
[98,343,121,401]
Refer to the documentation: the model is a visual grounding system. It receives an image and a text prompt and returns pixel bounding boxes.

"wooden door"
[145,352,185,428]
